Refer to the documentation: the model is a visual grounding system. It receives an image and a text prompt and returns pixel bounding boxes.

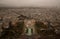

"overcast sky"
[0,0,60,8]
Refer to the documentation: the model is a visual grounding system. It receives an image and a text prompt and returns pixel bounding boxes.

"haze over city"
[0,0,60,8]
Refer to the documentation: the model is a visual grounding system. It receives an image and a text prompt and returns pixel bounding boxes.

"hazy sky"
[0,0,60,7]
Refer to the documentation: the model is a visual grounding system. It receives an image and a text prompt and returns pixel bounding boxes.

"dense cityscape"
[0,7,60,39]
